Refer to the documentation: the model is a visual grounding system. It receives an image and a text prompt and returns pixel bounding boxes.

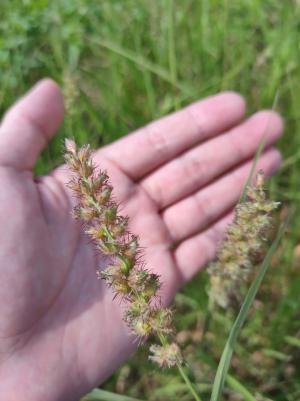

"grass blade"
[87,36,192,95]
[285,336,300,348]
[210,219,288,401]
[226,375,257,401]
[238,137,266,203]
[81,388,144,401]
[239,90,280,203]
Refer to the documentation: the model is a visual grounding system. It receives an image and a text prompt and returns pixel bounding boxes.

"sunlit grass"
[1,1,300,400]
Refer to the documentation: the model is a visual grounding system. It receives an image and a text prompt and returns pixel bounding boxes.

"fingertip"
[269,146,282,163]
[32,78,61,94]
[250,147,282,182]
[188,90,247,135]
[252,110,284,140]
[30,78,64,114]
[263,147,282,175]
[21,78,65,137]
[220,91,247,116]
[0,78,65,169]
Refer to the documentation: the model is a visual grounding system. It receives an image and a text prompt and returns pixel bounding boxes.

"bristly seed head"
[64,139,181,367]
[208,170,280,309]
[149,343,183,368]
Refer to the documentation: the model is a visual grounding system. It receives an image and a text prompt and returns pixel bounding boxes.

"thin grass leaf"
[285,336,300,348]
[81,388,144,401]
[210,219,288,401]
[226,375,257,401]
[167,0,179,110]
[87,36,192,95]
[152,382,212,398]
[193,350,257,400]
[239,90,280,203]
[281,148,300,170]
[167,0,177,86]
[262,348,291,362]
[239,138,266,203]
[79,89,105,139]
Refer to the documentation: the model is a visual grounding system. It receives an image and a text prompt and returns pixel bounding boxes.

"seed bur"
[64,139,182,369]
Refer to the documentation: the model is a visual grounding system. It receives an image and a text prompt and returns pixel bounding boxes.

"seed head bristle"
[208,170,280,309]
[64,139,181,367]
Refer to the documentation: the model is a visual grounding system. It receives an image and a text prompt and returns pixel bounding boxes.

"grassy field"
[1,1,300,400]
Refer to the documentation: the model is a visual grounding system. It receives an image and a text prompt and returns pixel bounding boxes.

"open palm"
[0,80,283,401]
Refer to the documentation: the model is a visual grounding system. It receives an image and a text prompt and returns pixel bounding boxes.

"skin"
[0,79,283,401]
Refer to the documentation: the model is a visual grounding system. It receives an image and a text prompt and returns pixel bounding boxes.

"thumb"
[0,79,64,170]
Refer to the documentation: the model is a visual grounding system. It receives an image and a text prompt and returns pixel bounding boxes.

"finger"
[99,92,245,179]
[141,111,283,209]
[163,148,281,243]
[174,212,234,283]
[0,79,64,170]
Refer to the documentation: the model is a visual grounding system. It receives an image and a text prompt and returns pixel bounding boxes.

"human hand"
[0,80,283,401]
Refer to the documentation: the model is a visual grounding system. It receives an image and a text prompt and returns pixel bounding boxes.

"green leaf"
[239,90,280,203]
[87,36,192,95]
[226,375,257,401]
[285,335,300,348]
[262,348,291,362]
[81,389,144,401]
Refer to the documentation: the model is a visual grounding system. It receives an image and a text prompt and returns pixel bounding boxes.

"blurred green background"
[1,1,300,400]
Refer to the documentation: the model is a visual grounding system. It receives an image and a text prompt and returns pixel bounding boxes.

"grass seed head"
[208,171,280,309]
[149,343,182,368]
[64,139,180,366]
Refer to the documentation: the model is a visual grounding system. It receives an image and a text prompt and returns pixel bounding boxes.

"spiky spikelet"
[64,139,181,367]
[208,171,280,309]
[149,342,183,368]
[63,71,79,116]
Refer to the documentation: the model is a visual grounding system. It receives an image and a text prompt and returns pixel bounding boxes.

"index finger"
[98,92,246,180]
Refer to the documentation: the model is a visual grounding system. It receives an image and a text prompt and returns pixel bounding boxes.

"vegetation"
[1,1,300,400]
